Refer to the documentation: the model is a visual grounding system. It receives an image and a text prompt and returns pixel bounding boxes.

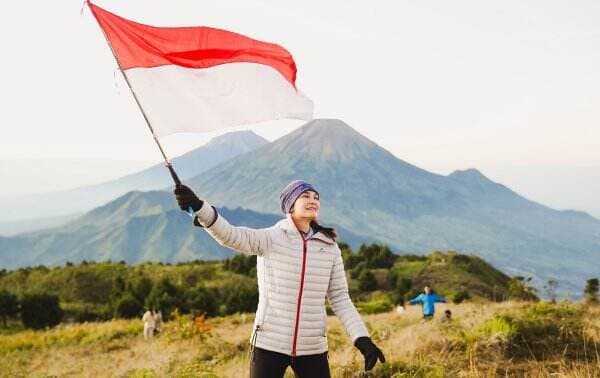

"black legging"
[250,347,331,378]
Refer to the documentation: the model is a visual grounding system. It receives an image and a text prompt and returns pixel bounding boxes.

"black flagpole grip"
[167,163,182,187]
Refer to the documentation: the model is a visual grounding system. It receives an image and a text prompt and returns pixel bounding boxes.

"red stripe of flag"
[88,2,297,86]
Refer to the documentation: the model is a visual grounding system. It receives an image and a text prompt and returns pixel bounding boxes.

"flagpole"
[86,1,182,186]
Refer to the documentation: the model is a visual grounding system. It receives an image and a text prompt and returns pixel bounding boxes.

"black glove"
[354,336,386,371]
[173,184,204,213]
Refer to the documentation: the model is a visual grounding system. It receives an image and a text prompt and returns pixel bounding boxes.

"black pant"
[250,347,330,378]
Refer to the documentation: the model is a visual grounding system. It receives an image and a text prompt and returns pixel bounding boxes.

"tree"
[114,293,143,319]
[342,249,364,270]
[185,285,218,317]
[223,255,257,276]
[584,278,599,304]
[223,282,259,314]
[357,270,378,292]
[145,277,183,317]
[391,277,412,305]
[453,291,471,304]
[69,270,112,304]
[358,244,397,269]
[128,276,153,303]
[543,279,559,304]
[0,290,19,327]
[21,293,63,329]
[508,276,538,301]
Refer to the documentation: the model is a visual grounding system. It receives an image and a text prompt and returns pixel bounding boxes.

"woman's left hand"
[354,336,386,371]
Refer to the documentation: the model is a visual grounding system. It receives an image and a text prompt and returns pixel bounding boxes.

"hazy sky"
[1,0,599,193]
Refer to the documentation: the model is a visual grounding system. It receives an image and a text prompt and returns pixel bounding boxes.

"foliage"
[222,281,259,314]
[20,293,63,329]
[477,302,587,359]
[543,279,559,303]
[165,309,212,342]
[0,249,537,330]
[185,285,218,317]
[223,254,256,277]
[584,278,599,304]
[452,290,471,304]
[0,290,18,327]
[507,276,538,301]
[145,277,184,317]
[357,269,378,292]
[114,293,143,319]
[355,299,393,314]
[387,271,412,305]
[0,319,142,354]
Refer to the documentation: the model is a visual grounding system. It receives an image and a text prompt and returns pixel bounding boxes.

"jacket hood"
[276,216,336,245]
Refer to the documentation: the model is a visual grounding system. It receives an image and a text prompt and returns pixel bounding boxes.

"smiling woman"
[174,179,385,378]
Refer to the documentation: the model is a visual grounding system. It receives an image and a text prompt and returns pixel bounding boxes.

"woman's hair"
[310,220,338,241]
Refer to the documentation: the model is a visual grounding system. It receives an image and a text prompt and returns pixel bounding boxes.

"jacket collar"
[276,215,336,245]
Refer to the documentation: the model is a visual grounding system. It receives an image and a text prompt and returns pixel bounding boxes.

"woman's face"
[291,190,320,221]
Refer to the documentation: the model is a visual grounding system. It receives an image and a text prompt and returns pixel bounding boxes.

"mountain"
[0,191,369,269]
[0,130,268,229]
[184,119,600,293]
[2,119,598,294]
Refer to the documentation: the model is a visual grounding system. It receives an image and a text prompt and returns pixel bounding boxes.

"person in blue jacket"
[408,285,446,319]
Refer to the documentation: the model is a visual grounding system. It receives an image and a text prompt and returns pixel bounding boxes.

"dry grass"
[1,302,599,377]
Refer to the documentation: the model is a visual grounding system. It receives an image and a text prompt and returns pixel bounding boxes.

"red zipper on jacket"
[291,238,308,357]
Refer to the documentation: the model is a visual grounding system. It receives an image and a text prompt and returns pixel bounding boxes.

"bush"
[21,293,63,329]
[489,302,585,359]
[185,285,218,317]
[358,244,397,269]
[358,270,378,292]
[223,282,258,314]
[390,277,412,305]
[356,300,393,314]
[62,302,111,322]
[114,294,143,319]
[223,255,257,276]
[128,276,153,303]
[350,261,367,279]
[0,290,19,327]
[145,277,184,317]
[453,290,471,304]
[584,278,599,303]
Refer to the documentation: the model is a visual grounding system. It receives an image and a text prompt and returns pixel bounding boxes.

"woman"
[174,180,385,377]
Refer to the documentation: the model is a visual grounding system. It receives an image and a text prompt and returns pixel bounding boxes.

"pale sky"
[1,1,599,196]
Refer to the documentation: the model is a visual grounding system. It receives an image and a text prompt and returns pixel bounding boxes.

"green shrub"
[453,290,471,304]
[356,300,393,314]
[20,293,63,329]
[479,315,515,339]
[62,302,111,322]
[185,285,218,317]
[0,290,18,327]
[145,277,183,317]
[357,270,378,292]
[114,294,143,319]
[223,255,256,276]
[222,282,258,314]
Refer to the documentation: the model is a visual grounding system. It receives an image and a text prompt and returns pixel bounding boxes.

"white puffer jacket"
[194,202,369,356]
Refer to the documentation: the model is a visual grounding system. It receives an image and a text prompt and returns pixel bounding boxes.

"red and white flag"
[88,3,313,137]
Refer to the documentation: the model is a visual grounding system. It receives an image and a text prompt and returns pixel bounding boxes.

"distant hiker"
[153,309,163,334]
[175,180,385,377]
[142,309,155,339]
[408,285,446,319]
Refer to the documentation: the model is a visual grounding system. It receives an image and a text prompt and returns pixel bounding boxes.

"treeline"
[3,244,591,330]
[0,259,257,329]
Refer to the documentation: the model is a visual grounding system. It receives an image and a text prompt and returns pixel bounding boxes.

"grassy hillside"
[1,301,599,377]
